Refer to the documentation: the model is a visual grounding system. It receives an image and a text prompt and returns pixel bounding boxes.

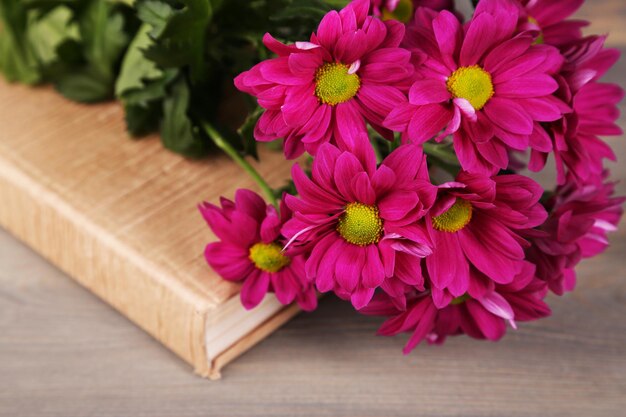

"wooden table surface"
[1,1,625,416]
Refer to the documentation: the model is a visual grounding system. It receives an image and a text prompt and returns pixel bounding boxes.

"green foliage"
[238,106,264,160]
[116,23,163,96]
[0,0,133,102]
[142,0,214,82]
[120,0,340,157]
[0,0,46,84]
[161,77,209,156]
[116,22,171,136]
[52,0,130,102]
[0,0,343,158]
[28,6,80,66]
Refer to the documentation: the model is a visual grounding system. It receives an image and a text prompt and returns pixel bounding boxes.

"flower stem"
[422,142,460,166]
[201,121,278,209]
[388,133,402,153]
[369,136,383,164]
[423,141,461,177]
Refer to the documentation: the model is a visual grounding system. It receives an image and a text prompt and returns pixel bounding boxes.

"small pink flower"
[528,36,623,185]
[516,0,588,48]
[235,0,413,158]
[200,190,317,311]
[282,138,437,309]
[385,0,567,174]
[424,171,547,304]
[526,174,624,295]
[363,262,550,353]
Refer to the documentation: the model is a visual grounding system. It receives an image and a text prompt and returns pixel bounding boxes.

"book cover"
[0,80,299,379]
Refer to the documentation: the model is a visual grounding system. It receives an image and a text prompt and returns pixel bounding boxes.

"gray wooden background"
[1,1,625,416]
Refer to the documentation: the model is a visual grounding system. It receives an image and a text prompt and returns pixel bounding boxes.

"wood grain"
[0,0,625,415]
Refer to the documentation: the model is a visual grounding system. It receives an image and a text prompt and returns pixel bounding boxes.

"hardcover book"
[0,80,299,379]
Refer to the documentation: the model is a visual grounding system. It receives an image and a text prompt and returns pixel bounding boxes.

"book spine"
[0,150,213,375]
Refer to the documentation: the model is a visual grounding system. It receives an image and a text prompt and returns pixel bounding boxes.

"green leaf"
[124,101,162,136]
[27,6,80,66]
[237,106,263,160]
[270,0,329,21]
[121,68,176,105]
[161,78,209,157]
[142,0,213,82]
[136,0,173,38]
[323,0,351,8]
[79,0,128,81]
[115,23,162,97]
[55,66,112,102]
[49,0,130,103]
[0,0,40,84]
[120,69,177,136]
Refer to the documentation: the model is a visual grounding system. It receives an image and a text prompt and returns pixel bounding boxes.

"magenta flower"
[385,0,567,174]
[363,263,550,353]
[528,36,623,185]
[201,0,622,352]
[516,0,588,48]
[200,190,317,311]
[235,0,413,158]
[526,175,624,295]
[371,0,455,23]
[282,139,437,309]
[424,171,547,305]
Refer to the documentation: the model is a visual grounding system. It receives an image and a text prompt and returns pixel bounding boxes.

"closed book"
[0,80,299,379]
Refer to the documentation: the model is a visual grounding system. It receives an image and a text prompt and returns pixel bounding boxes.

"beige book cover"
[0,80,299,379]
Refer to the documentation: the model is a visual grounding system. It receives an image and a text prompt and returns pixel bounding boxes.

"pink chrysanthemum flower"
[362,262,550,353]
[385,0,567,174]
[516,0,588,48]
[528,36,623,185]
[200,190,317,311]
[526,174,624,295]
[234,0,413,158]
[371,0,454,23]
[424,171,547,304]
[282,139,437,309]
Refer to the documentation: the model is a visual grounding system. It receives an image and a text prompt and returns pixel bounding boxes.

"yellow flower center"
[450,293,470,305]
[315,62,361,106]
[528,16,544,44]
[432,199,473,233]
[249,242,291,273]
[337,202,383,246]
[381,0,414,23]
[446,65,494,111]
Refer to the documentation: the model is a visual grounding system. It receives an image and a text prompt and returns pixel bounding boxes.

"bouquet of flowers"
[201,0,624,352]
[1,0,622,353]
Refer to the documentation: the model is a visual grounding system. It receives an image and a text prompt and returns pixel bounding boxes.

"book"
[0,80,300,379]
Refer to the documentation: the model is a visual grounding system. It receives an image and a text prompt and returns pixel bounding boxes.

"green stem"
[201,121,278,209]
[388,133,402,154]
[422,142,461,177]
[370,136,383,164]
[422,142,460,166]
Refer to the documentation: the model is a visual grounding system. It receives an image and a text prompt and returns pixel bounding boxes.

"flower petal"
[240,270,270,310]
[351,286,375,310]
[409,79,450,106]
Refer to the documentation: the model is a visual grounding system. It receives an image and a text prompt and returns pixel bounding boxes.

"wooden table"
[1,1,625,416]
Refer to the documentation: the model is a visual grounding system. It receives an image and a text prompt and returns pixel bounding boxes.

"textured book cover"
[0,80,299,379]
